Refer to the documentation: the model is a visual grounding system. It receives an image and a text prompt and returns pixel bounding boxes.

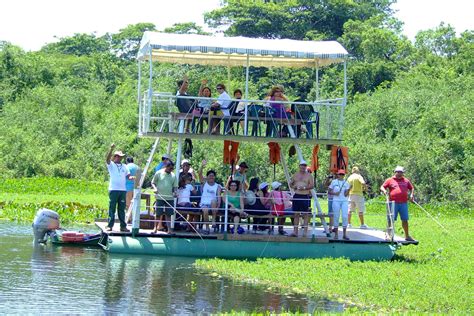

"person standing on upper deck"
[289,160,314,237]
[210,83,231,134]
[328,169,351,240]
[265,86,289,137]
[347,166,368,229]
[105,144,134,232]
[380,166,415,241]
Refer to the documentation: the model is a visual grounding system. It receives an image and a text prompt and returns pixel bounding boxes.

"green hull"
[106,235,396,261]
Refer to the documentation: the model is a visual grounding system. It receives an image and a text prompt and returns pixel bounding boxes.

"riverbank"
[196,212,473,313]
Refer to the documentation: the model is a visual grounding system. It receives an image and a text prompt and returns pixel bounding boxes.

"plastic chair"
[292,102,319,139]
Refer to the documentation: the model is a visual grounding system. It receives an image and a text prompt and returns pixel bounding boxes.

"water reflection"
[0,222,344,314]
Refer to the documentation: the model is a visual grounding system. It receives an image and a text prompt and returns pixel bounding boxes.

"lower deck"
[95,220,417,245]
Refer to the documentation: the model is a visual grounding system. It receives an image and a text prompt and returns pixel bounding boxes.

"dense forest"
[0,0,472,207]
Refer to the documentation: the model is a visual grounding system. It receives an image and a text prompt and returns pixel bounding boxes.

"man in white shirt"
[105,144,135,232]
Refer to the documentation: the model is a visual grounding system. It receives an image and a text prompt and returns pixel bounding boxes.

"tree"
[164,22,211,35]
[110,23,156,60]
[415,23,459,58]
[41,33,110,56]
[205,0,395,40]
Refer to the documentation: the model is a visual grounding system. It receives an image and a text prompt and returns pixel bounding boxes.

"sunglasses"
[216,87,223,90]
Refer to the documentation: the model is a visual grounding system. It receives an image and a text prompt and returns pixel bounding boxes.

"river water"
[0,222,344,314]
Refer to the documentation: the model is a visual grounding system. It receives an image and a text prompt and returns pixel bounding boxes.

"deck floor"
[95,220,417,245]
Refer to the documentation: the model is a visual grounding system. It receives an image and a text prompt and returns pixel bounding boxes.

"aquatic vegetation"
[196,213,474,313]
[0,177,108,224]
[0,200,106,225]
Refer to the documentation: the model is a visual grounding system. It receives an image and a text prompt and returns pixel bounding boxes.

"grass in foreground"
[0,177,109,224]
[196,211,474,313]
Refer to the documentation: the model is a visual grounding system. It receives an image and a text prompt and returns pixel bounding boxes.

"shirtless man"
[289,160,314,237]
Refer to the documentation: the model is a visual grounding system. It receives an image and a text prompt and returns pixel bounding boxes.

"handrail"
[152,93,345,107]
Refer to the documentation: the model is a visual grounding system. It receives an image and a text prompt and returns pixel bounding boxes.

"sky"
[0,0,472,51]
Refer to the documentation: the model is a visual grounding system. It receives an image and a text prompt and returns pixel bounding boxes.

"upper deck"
[138,93,345,145]
[136,32,349,145]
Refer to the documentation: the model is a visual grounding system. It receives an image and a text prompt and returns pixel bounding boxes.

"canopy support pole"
[339,60,347,140]
[171,120,185,230]
[138,61,142,135]
[315,60,319,101]
[227,58,231,93]
[146,44,153,133]
[244,54,250,136]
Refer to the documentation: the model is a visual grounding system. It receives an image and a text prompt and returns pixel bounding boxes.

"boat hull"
[105,235,396,261]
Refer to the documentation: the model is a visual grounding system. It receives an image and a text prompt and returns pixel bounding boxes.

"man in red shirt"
[380,166,415,241]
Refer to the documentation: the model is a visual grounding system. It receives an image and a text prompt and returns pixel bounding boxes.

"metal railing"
[139,92,345,141]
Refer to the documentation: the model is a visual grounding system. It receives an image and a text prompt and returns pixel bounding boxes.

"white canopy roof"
[138,31,348,68]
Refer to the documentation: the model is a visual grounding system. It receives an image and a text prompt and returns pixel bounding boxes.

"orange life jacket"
[268,142,281,164]
[310,145,320,172]
[329,146,348,173]
[223,140,239,165]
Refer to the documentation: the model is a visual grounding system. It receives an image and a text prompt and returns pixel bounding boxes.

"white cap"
[259,182,268,190]
[271,181,282,189]
[181,159,190,165]
[162,154,171,159]
[394,166,405,172]
[299,160,308,166]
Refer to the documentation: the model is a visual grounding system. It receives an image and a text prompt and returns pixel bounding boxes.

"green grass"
[196,210,474,313]
[0,177,109,224]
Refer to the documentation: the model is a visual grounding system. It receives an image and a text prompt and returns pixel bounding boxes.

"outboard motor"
[32,208,60,243]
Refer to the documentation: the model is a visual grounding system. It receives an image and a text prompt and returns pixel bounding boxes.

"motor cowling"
[32,208,60,243]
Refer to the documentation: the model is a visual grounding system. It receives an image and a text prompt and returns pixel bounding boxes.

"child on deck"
[177,174,196,231]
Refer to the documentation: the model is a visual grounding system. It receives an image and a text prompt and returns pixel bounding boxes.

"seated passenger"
[210,83,231,134]
[245,178,271,232]
[226,180,247,234]
[177,174,197,231]
[227,161,249,192]
[257,182,272,232]
[264,86,289,137]
[269,181,293,235]
[198,79,212,112]
[233,89,247,133]
[179,159,196,182]
[198,160,222,234]
[176,78,194,113]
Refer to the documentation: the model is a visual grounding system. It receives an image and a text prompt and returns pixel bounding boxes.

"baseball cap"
[271,181,282,189]
[259,182,268,190]
[113,151,125,157]
[394,166,405,172]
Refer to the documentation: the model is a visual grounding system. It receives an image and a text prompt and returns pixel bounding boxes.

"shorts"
[292,194,310,213]
[155,199,174,216]
[177,202,194,212]
[390,202,409,221]
[348,194,366,214]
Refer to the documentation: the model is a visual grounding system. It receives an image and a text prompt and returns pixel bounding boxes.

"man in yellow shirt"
[347,166,368,229]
